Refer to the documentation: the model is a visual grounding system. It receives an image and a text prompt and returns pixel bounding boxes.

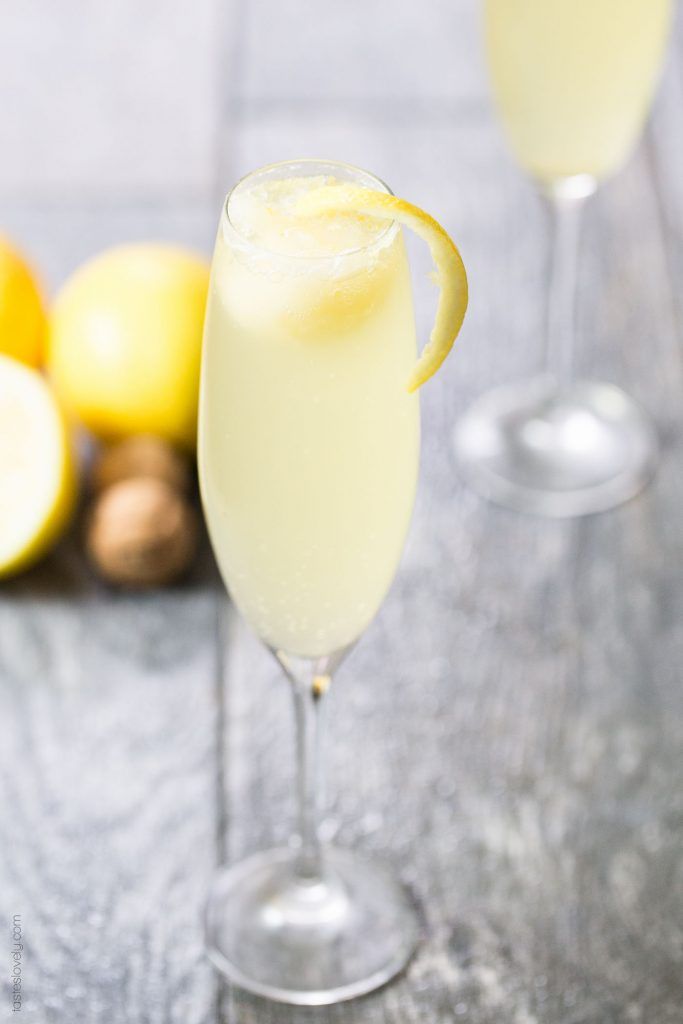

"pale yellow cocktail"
[486,0,672,185]
[199,166,419,658]
[454,2,671,519]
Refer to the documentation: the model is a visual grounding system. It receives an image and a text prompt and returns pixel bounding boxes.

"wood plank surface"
[0,2,682,1023]
[0,552,222,1024]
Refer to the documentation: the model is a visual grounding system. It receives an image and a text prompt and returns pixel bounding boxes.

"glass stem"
[544,193,586,388]
[290,671,330,881]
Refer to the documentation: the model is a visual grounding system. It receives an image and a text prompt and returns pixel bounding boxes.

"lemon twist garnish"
[295,184,468,390]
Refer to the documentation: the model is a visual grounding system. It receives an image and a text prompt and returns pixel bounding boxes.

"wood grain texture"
[236,0,486,103]
[0,0,223,198]
[0,566,222,1023]
[1,2,682,1022]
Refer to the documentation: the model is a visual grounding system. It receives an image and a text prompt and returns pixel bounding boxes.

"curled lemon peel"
[295,184,468,390]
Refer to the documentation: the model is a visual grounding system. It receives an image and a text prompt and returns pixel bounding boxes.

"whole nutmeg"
[87,477,198,587]
[91,436,192,494]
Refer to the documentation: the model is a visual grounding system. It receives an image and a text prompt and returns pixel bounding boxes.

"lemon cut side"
[295,184,468,390]
[0,354,77,577]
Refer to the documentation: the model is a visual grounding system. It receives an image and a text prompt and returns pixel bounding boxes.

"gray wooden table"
[1,2,682,1022]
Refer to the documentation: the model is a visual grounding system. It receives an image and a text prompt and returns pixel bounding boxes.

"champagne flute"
[455,0,672,516]
[198,159,466,1004]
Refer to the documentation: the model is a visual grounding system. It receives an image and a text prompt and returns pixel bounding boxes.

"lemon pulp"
[0,354,76,576]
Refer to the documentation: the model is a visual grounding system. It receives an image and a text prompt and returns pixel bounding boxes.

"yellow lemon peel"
[295,184,468,390]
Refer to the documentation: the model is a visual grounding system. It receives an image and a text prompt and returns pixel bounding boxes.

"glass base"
[454,377,658,517]
[204,846,420,1005]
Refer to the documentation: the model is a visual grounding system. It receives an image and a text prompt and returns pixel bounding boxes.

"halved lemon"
[295,184,468,390]
[0,354,77,577]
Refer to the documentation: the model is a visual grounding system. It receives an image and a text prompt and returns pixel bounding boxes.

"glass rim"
[222,158,397,263]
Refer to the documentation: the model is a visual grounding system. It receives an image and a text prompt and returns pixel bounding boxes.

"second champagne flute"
[455,0,672,516]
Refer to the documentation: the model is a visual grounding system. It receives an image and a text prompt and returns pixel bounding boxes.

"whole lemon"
[0,236,47,367]
[48,244,210,449]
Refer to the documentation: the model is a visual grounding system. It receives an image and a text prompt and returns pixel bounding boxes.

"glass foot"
[454,377,658,517]
[204,846,420,1005]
